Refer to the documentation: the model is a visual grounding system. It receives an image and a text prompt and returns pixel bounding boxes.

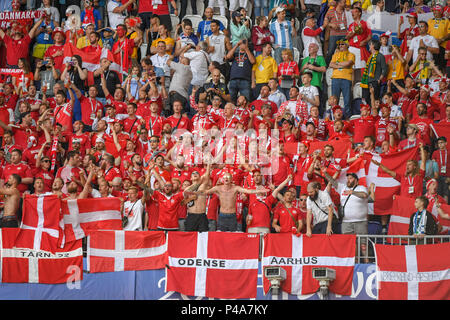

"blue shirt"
[36,20,55,44]
[197,20,225,41]
[269,20,293,49]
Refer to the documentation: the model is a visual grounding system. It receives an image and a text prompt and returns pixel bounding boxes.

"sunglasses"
[299,199,307,201]
[42,159,50,163]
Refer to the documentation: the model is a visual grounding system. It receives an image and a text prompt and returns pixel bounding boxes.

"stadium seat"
[170,14,180,38]
[183,14,203,32]
[292,47,300,64]
[213,14,228,29]
[140,43,148,59]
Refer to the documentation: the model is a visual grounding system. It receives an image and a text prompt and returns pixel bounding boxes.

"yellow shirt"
[252,55,278,84]
[427,18,450,48]
[331,50,355,81]
[151,37,175,55]
[127,31,138,59]
[76,36,103,49]
[387,58,406,81]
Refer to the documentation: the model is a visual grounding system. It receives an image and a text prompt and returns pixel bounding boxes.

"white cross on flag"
[0,228,83,284]
[262,234,356,296]
[166,232,260,299]
[14,194,63,253]
[86,230,167,273]
[61,197,123,247]
[375,243,450,300]
[388,195,416,236]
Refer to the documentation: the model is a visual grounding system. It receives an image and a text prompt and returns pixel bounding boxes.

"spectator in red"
[431,137,449,203]
[397,12,419,58]
[349,103,376,145]
[0,17,44,68]
[1,148,33,193]
[409,102,434,146]
[43,27,66,72]
[56,150,85,194]
[112,24,142,78]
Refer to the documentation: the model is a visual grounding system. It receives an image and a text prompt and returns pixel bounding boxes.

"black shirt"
[94,69,121,98]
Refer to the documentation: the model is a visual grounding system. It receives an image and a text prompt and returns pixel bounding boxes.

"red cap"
[380,103,391,110]
[52,27,66,39]
[162,119,172,127]
[360,104,370,110]
[406,12,418,19]
[433,5,443,12]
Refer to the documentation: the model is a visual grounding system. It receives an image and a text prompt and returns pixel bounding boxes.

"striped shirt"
[269,20,293,49]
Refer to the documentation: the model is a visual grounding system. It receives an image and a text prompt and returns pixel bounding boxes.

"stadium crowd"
[0,0,449,243]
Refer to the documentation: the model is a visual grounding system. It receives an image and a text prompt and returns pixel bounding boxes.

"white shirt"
[150,53,170,77]
[301,26,323,58]
[337,183,368,222]
[409,35,439,62]
[123,200,145,231]
[207,33,226,64]
[306,190,334,226]
[107,0,125,29]
[299,85,319,114]
[183,50,210,87]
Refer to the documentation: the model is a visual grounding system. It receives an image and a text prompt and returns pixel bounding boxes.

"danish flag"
[262,234,356,296]
[14,194,63,253]
[431,203,450,235]
[388,195,416,236]
[87,230,167,273]
[375,243,450,300]
[364,147,418,215]
[0,228,83,284]
[61,197,122,246]
[166,232,260,299]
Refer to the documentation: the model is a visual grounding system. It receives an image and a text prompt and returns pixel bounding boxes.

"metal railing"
[355,235,450,264]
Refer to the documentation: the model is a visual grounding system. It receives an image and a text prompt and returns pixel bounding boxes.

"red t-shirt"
[248,193,277,230]
[350,116,376,144]
[273,205,305,233]
[44,44,65,71]
[66,132,91,157]
[395,169,426,198]
[2,34,31,66]
[152,190,184,230]
[79,96,103,126]
[432,149,449,177]
[35,168,55,192]
[106,94,127,114]
[2,162,32,193]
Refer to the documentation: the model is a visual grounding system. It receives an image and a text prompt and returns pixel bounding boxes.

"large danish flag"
[364,147,418,215]
[375,243,450,300]
[0,228,83,284]
[388,195,416,236]
[262,234,356,296]
[14,194,63,253]
[86,230,167,273]
[61,197,122,247]
[166,232,260,299]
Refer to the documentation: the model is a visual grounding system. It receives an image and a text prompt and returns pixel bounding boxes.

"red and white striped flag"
[87,230,167,273]
[375,242,450,300]
[61,197,122,246]
[0,228,83,284]
[262,234,356,296]
[166,232,260,299]
[14,194,63,253]
[365,147,418,215]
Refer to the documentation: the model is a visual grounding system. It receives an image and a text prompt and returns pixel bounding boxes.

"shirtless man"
[0,174,21,228]
[183,163,212,232]
[195,172,270,232]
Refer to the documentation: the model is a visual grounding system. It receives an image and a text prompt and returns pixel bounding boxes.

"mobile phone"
[423,62,430,67]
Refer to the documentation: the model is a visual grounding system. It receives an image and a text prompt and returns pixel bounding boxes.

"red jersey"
[248,193,277,230]
[375,117,398,147]
[249,99,278,116]
[273,205,305,233]
[44,44,65,71]
[269,155,293,186]
[143,114,164,137]
[152,190,185,230]
[35,168,54,192]
[79,96,103,126]
[409,117,433,145]
[54,103,73,133]
[432,149,449,177]
[122,116,141,137]
[11,125,37,150]
[395,169,426,198]
[105,94,127,114]
[1,162,32,193]
[67,133,91,157]
[167,115,192,131]
[2,34,31,66]
[103,166,122,183]
[350,116,376,144]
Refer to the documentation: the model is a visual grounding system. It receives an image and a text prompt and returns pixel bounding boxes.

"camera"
[312,267,336,300]
[264,266,286,296]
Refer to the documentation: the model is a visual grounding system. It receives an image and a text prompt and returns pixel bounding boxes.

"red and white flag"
[166,232,260,299]
[388,195,416,236]
[431,203,450,235]
[430,122,450,139]
[365,147,418,215]
[262,234,356,296]
[337,157,367,187]
[62,42,123,83]
[14,194,63,253]
[0,228,83,284]
[375,242,450,300]
[87,230,167,273]
[61,197,122,246]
